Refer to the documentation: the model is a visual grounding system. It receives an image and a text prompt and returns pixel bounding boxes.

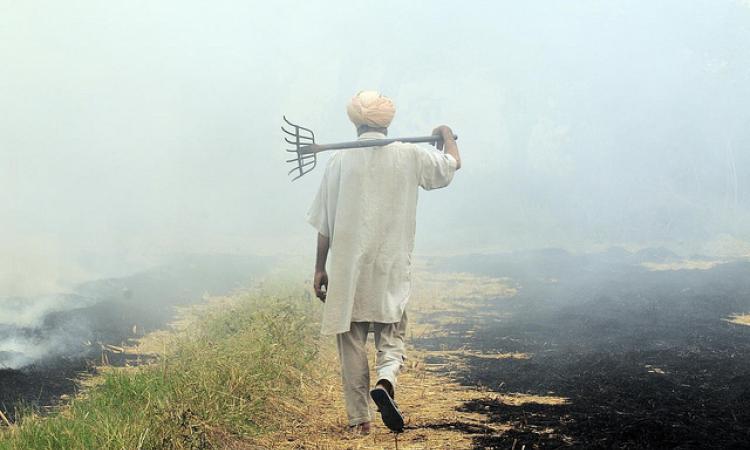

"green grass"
[0,287,321,449]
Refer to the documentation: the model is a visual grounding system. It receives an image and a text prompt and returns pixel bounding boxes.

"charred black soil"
[0,255,270,420]
[419,249,750,449]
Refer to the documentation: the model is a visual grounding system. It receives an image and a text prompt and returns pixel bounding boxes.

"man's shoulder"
[324,151,343,168]
[383,141,423,158]
[387,140,420,150]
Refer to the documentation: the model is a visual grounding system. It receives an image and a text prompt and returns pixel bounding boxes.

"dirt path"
[254,254,750,449]
[249,271,566,449]
[251,348,501,449]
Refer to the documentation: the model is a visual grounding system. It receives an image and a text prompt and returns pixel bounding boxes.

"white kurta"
[307,131,457,335]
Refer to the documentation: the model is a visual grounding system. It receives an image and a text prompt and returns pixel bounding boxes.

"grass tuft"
[0,288,320,449]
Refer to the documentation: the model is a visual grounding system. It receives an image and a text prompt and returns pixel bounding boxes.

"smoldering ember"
[2,2,749,449]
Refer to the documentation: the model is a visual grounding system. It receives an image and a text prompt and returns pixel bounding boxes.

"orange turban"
[346,91,396,128]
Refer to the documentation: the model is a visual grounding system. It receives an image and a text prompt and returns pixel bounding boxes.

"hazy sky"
[2,1,749,294]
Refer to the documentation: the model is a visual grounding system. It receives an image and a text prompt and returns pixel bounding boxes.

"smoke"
[1,1,749,366]
[0,323,88,370]
[0,293,95,369]
[0,235,91,299]
[2,1,748,268]
[0,255,269,369]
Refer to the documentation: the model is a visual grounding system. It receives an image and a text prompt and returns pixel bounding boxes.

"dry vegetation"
[250,348,500,449]
[247,271,566,449]
[0,284,322,449]
[725,314,750,327]
[248,344,566,449]
[407,271,518,339]
[641,259,725,271]
[1,271,567,449]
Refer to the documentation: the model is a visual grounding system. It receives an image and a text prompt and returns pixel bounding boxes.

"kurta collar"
[357,131,387,140]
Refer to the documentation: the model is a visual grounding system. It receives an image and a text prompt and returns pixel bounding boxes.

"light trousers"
[335,312,408,426]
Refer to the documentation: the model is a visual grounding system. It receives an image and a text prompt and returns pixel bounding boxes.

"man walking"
[306,90,461,434]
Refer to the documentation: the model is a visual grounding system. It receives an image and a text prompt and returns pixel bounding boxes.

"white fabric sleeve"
[416,146,458,190]
[306,170,330,237]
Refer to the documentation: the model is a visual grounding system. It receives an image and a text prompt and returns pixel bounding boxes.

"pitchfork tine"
[299,157,317,167]
[288,160,316,175]
[292,165,316,181]
[285,137,312,146]
[287,155,314,163]
[282,116,318,180]
[297,124,315,137]
[283,116,315,138]
[292,169,314,181]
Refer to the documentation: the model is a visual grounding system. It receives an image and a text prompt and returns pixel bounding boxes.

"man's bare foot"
[349,422,371,435]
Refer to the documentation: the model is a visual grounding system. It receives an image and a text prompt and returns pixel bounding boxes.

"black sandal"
[370,386,404,432]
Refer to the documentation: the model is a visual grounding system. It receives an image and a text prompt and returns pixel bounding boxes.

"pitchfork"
[282,116,458,181]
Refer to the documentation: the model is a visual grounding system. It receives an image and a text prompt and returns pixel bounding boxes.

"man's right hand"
[431,125,455,151]
[431,124,461,170]
[314,270,328,302]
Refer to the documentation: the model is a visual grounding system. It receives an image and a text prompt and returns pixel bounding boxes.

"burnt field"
[0,255,269,420]
[419,249,750,449]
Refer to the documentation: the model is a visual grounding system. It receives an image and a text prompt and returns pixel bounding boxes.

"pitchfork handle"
[300,134,458,155]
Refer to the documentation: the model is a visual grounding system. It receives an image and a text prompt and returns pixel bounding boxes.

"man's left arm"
[314,232,330,302]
